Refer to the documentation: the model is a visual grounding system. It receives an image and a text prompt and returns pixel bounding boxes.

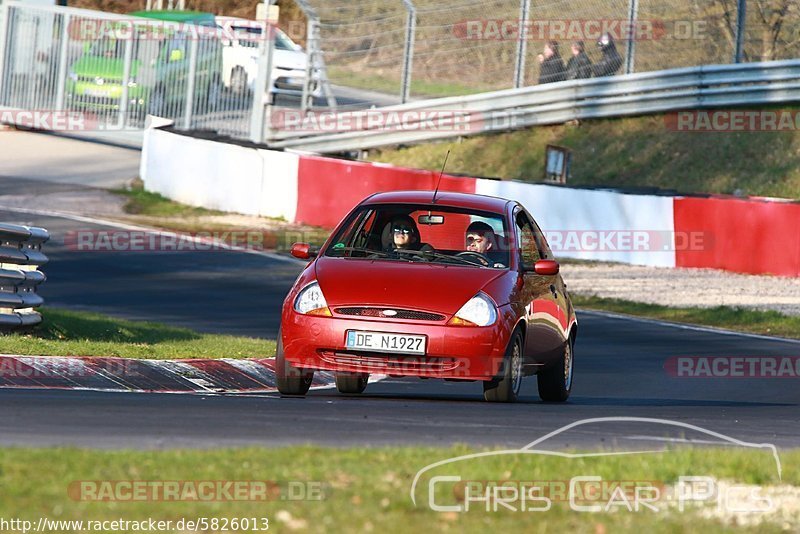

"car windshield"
[325,204,510,269]
[231,26,299,51]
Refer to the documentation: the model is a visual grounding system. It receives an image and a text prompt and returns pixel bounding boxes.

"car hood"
[315,257,506,316]
[70,57,141,80]
[272,49,307,70]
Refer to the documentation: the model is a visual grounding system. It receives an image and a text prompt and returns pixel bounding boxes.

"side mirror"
[169,49,185,62]
[290,242,318,260]
[533,259,559,275]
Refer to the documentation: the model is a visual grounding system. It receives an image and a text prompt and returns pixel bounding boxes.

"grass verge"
[0,308,275,359]
[572,294,800,339]
[113,184,221,218]
[0,446,795,533]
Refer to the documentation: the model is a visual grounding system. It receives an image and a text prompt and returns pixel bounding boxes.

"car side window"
[530,218,552,259]
[516,212,541,269]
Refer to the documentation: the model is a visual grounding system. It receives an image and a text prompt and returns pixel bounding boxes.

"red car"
[277,191,577,402]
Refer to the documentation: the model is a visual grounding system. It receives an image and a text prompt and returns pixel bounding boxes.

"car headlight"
[293,281,331,316]
[449,292,497,327]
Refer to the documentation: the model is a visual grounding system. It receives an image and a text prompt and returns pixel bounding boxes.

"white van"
[216,16,318,98]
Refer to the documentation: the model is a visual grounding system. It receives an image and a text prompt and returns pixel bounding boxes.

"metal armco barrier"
[267,59,800,153]
[0,223,48,329]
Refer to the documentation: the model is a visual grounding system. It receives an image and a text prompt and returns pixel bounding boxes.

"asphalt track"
[0,195,799,452]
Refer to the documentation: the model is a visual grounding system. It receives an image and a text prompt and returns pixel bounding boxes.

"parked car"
[277,191,577,403]
[65,10,222,119]
[216,16,319,97]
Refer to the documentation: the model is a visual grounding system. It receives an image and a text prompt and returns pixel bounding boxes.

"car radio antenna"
[431,149,450,205]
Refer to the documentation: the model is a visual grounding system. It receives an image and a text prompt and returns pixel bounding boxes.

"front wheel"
[335,372,369,394]
[537,337,574,402]
[275,330,314,396]
[483,330,524,403]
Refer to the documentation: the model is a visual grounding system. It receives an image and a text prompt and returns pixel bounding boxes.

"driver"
[465,221,506,267]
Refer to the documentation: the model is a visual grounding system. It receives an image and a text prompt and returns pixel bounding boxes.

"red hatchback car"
[277,191,577,402]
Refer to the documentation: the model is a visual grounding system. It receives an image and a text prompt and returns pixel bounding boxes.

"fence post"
[182,36,199,130]
[0,1,11,103]
[734,0,746,63]
[249,18,275,143]
[513,0,530,88]
[118,22,134,130]
[625,0,638,74]
[401,0,415,103]
[301,18,316,113]
[54,12,71,111]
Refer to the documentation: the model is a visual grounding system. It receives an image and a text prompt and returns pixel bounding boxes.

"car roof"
[361,190,512,214]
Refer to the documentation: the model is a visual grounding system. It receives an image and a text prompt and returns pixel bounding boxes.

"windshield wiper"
[393,249,483,266]
[328,246,390,258]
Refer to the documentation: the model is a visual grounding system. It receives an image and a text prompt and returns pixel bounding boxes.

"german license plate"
[345,330,426,355]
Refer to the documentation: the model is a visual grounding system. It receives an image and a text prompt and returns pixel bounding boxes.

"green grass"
[113,183,221,218]
[326,67,494,98]
[572,295,800,339]
[0,446,795,533]
[0,308,275,359]
[371,112,800,199]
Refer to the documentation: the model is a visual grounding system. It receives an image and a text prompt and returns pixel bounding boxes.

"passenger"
[566,40,593,80]
[386,215,432,253]
[537,40,566,85]
[592,33,623,77]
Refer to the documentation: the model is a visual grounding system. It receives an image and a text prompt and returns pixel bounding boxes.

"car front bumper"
[281,307,513,381]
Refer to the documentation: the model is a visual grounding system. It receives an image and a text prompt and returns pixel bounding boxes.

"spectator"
[593,33,623,77]
[566,40,593,80]
[537,41,566,84]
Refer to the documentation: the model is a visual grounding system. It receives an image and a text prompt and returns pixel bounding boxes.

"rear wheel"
[483,330,523,403]
[537,337,574,402]
[275,330,314,396]
[335,372,369,394]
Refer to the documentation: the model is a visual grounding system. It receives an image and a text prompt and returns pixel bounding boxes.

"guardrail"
[0,224,49,329]
[266,59,800,153]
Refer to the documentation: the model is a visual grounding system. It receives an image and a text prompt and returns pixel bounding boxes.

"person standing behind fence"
[537,41,566,84]
[592,33,623,77]
[566,41,593,80]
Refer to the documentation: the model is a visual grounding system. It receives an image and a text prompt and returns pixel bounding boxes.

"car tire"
[483,330,524,403]
[537,337,574,402]
[335,372,369,394]
[231,68,248,96]
[275,329,314,396]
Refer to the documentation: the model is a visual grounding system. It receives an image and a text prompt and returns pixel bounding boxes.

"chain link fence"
[298,0,799,106]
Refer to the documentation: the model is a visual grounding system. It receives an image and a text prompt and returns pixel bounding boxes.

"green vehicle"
[65,10,223,120]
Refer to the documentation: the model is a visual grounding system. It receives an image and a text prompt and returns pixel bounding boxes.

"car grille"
[335,307,445,321]
[318,350,459,373]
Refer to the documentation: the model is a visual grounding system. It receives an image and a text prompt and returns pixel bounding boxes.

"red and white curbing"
[0,355,338,394]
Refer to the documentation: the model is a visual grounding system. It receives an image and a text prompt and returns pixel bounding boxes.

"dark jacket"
[593,43,623,77]
[566,52,593,80]
[538,54,566,84]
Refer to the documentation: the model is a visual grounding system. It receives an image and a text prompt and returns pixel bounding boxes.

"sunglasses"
[393,227,413,235]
